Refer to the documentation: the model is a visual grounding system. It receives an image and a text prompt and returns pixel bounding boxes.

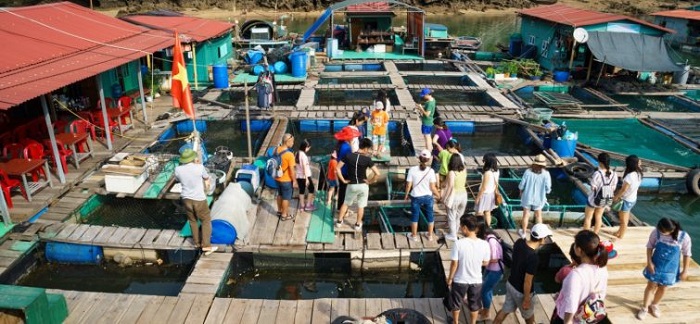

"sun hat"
[533,154,547,167]
[531,223,553,240]
[374,101,383,110]
[418,149,432,159]
[601,240,618,259]
[420,87,432,98]
[334,126,361,141]
[179,149,197,164]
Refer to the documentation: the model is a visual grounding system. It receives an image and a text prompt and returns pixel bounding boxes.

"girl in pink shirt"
[477,222,504,321]
[552,230,609,324]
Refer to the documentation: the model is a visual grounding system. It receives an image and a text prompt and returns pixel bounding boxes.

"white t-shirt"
[621,172,642,202]
[349,125,360,152]
[174,162,209,201]
[295,151,311,179]
[451,237,491,284]
[406,166,437,197]
[481,170,499,194]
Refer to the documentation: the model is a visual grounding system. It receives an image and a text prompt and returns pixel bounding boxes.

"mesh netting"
[557,118,699,168]
[82,196,186,229]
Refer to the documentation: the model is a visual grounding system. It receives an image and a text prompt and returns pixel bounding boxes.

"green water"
[150,120,269,157]
[632,193,700,261]
[216,89,300,106]
[217,252,447,299]
[318,76,391,85]
[608,95,700,113]
[315,89,399,106]
[81,196,186,229]
[452,124,538,157]
[404,75,476,86]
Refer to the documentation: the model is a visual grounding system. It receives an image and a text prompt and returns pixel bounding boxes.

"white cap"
[419,149,431,159]
[531,223,553,240]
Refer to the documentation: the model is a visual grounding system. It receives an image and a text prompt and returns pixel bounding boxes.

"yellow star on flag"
[172,62,189,92]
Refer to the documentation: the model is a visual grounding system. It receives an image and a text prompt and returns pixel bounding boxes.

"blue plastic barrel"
[175,119,207,135]
[550,138,576,158]
[111,83,123,99]
[46,242,103,264]
[509,34,523,57]
[212,64,228,89]
[363,63,382,71]
[253,65,266,76]
[553,70,571,83]
[290,51,308,78]
[446,121,475,135]
[273,61,288,74]
[210,220,238,244]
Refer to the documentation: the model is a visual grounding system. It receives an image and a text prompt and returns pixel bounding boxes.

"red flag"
[171,31,194,119]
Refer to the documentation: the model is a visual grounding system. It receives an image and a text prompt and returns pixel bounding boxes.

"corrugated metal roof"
[651,9,700,21]
[518,4,673,34]
[121,15,233,43]
[0,2,172,110]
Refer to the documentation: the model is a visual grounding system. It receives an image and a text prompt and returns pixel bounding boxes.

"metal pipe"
[244,80,253,161]
[96,76,113,150]
[41,95,66,184]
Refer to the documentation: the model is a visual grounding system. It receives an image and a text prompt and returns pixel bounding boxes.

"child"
[326,151,338,206]
[370,102,389,157]
[636,218,692,320]
[295,139,317,212]
[438,139,461,190]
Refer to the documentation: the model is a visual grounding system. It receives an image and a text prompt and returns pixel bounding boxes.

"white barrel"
[210,183,252,241]
[673,64,690,85]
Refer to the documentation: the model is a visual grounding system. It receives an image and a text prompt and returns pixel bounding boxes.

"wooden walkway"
[38,223,196,250]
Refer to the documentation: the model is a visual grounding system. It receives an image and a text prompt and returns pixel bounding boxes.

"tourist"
[518,154,552,239]
[347,110,368,152]
[334,126,359,211]
[475,153,499,228]
[275,133,296,221]
[636,218,692,320]
[375,88,391,114]
[612,155,643,239]
[432,117,453,154]
[174,148,217,255]
[415,87,436,152]
[477,220,504,321]
[326,151,338,206]
[370,101,389,158]
[437,139,461,189]
[441,152,468,241]
[493,223,553,324]
[404,149,441,242]
[583,153,618,234]
[336,138,380,231]
[554,243,581,284]
[552,230,609,324]
[444,215,491,324]
[295,139,316,213]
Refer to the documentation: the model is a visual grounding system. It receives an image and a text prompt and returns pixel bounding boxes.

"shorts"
[621,199,636,212]
[443,282,482,312]
[327,179,338,188]
[276,181,293,200]
[421,125,433,135]
[296,177,315,195]
[371,134,386,145]
[521,204,545,211]
[344,183,369,208]
[410,195,434,223]
[502,282,537,319]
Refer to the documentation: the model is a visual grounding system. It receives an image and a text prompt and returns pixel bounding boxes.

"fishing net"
[556,118,699,168]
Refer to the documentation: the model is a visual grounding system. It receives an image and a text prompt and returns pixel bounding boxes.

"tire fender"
[686,168,700,196]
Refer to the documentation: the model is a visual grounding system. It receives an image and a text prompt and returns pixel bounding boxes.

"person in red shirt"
[326,151,338,206]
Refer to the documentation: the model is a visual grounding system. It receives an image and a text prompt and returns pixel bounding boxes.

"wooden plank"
[381,233,396,250]
[295,299,314,324]
[120,228,147,247]
[106,226,132,245]
[63,292,100,323]
[118,295,160,324]
[276,300,298,324]
[413,298,433,321]
[99,293,136,324]
[344,232,363,251]
[54,223,80,240]
[152,230,177,248]
[428,298,449,324]
[365,298,382,319]
[330,299,349,322]
[289,207,312,245]
[80,293,117,324]
[66,224,90,241]
[272,199,298,245]
[311,298,332,324]
[204,298,232,324]
[137,229,161,249]
[366,233,382,250]
[240,299,264,324]
[394,233,410,249]
[256,300,280,324]
[92,226,118,244]
[135,295,167,324]
[348,298,366,319]
[150,296,180,324]
[78,225,104,243]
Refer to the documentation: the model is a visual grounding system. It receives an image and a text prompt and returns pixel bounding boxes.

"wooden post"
[568,40,578,70]
[41,95,66,184]
[96,76,113,150]
[244,80,253,161]
[192,43,198,90]
[585,53,594,82]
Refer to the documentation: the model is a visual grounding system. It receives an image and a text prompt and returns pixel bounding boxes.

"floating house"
[122,12,234,88]
[650,9,700,51]
[517,4,680,74]
[345,2,396,52]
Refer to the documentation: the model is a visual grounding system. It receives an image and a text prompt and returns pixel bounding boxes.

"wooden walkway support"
[38,224,196,250]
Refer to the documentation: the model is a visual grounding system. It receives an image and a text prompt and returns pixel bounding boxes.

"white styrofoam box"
[104,167,149,194]
[374,44,386,53]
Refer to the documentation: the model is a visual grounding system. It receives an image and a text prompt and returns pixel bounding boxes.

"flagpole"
[244,80,253,161]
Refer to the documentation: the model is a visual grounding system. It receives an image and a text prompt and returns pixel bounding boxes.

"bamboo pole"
[244,80,253,161]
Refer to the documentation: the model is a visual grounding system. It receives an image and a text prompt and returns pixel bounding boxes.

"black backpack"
[487,234,513,269]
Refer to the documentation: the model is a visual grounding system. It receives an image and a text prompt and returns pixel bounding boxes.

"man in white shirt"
[444,215,491,324]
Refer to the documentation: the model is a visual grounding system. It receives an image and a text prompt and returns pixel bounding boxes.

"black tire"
[686,168,700,196]
[565,162,596,180]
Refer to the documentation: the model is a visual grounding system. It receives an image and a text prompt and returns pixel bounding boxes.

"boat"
[451,36,482,51]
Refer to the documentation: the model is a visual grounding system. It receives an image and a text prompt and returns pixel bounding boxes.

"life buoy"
[686,168,700,196]
[565,162,596,180]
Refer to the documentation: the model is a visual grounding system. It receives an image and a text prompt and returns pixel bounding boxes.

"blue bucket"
[553,70,570,83]
[273,61,288,74]
[550,138,576,158]
[212,64,228,88]
[211,220,238,244]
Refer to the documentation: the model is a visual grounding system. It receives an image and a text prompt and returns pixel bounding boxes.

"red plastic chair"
[3,143,24,159]
[90,112,116,142]
[69,120,97,152]
[43,139,73,174]
[23,142,47,182]
[95,97,114,109]
[117,96,133,125]
[0,168,27,208]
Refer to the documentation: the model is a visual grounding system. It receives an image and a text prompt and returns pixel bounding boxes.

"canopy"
[586,31,683,72]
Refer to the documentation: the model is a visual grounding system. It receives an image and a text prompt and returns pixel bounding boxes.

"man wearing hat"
[416,87,436,152]
[518,154,552,239]
[174,149,217,255]
[493,223,553,324]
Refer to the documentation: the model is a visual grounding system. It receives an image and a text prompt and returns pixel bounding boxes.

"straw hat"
[180,149,196,164]
[533,154,547,167]
[334,126,361,141]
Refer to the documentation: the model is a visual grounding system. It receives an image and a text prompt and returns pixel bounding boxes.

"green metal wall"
[98,60,140,98]
[163,34,233,87]
[653,17,689,45]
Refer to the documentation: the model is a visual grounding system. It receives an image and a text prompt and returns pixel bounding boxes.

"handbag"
[611,200,623,212]
[492,172,503,205]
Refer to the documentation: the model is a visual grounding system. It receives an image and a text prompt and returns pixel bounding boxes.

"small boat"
[451,36,482,51]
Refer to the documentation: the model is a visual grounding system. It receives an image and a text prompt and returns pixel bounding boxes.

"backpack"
[593,171,615,206]
[574,293,606,323]
[265,148,291,178]
[487,234,513,269]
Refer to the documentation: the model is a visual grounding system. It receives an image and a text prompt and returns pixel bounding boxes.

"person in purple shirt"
[432,117,452,155]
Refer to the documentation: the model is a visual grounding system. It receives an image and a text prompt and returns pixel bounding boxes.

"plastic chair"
[0,168,27,208]
[90,112,116,142]
[43,139,72,174]
[116,96,133,125]
[23,143,47,182]
[95,98,114,109]
[69,120,96,152]
[3,143,24,159]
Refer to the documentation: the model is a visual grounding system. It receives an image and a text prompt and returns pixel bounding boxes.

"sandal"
[280,214,295,221]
